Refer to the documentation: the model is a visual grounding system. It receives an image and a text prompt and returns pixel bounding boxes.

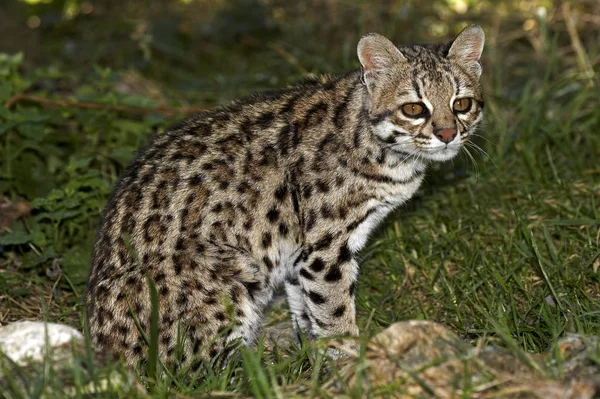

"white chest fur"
[347,202,394,253]
[348,168,425,254]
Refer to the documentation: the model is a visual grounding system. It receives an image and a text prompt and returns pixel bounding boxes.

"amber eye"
[401,103,427,118]
[453,98,472,113]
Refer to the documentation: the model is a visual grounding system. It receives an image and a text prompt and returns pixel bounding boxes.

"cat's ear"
[358,33,406,85]
[447,24,485,76]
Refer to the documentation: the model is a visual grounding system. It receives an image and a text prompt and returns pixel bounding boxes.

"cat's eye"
[401,103,428,118]
[453,98,472,113]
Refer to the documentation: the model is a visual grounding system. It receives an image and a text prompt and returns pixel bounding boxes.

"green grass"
[0,0,599,397]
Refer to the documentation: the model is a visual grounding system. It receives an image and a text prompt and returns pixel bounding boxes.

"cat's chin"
[423,147,460,162]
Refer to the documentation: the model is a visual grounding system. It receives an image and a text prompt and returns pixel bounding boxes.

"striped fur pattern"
[86,25,485,370]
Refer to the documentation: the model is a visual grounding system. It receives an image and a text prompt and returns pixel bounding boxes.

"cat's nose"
[434,128,457,144]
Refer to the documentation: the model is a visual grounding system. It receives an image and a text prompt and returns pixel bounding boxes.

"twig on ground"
[562,3,595,82]
[4,93,211,116]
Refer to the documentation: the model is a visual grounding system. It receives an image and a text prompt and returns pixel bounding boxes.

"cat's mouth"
[422,144,460,162]
[383,129,464,163]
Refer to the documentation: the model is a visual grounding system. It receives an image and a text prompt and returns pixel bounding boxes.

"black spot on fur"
[316,179,330,193]
[325,264,343,282]
[256,111,275,129]
[304,102,328,128]
[308,290,326,305]
[242,281,262,300]
[278,222,289,237]
[309,257,325,273]
[299,268,315,281]
[302,185,313,199]
[305,209,316,231]
[215,312,226,321]
[262,232,272,248]
[313,233,334,250]
[274,183,288,201]
[172,254,183,275]
[189,174,204,186]
[332,305,346,318]
[263,256,274,271]
[349,281,357,296]
[133,344,143,355]
[287,275,300,286]
[314,317,329,329]
[338,244,352,263]
[266,208,279,223]
[321,204,334,218]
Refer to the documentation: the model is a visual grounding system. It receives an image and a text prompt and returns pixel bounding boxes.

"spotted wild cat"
[86,25,485,370]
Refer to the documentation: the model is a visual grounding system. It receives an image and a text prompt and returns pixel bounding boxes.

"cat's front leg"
[284,278,312,337]
[297,244,360,347]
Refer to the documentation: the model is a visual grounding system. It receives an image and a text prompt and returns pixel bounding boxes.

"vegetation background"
[0,0,598,396]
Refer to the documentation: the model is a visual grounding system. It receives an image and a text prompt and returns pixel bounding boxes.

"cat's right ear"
[447,24,485,77]
[358,33,406,86]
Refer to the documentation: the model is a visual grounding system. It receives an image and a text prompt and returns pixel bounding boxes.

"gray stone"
[0,321,83,365]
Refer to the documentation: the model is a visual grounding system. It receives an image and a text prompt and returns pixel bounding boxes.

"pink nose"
[434,128,457,144]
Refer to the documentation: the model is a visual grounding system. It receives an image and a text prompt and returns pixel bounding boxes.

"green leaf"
[16,123,46,141]
[0,230,33,246]
[35,209,82,222]
[93,64,112,79]
[22,247,57,268]
[62,198,81,209]
[31,189,65,209]
[120,95,157,109]
[112,119,146,134]
[0,81,14,102]
[31,230,48,248]
[67,157,93,172]
[61,245,91,285]
[0,121,19,136]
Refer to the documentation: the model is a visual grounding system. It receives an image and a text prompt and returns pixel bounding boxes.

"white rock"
[0,321,83,365]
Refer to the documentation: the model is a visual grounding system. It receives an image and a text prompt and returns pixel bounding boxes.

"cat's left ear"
[447,24,485,77]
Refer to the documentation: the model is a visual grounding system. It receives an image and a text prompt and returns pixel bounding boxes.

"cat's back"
[88,72,357,277]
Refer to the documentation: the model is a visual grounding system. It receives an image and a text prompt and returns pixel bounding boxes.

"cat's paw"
[325,337,359,360]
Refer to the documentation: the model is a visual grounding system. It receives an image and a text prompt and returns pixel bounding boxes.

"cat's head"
[358,25,485,162]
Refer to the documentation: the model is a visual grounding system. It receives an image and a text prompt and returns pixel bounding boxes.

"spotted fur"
[86,25,485,370]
